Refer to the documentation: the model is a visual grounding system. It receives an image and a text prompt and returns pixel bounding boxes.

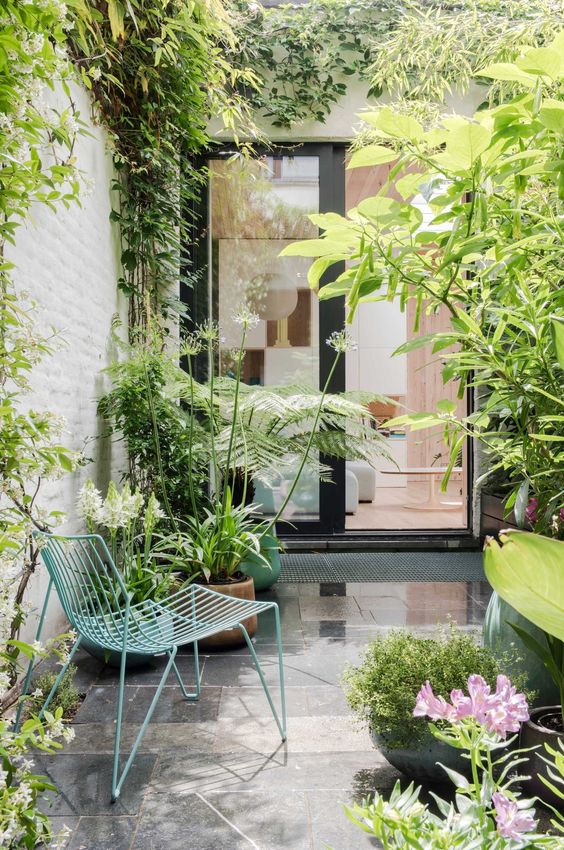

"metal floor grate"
[279,551,484,582]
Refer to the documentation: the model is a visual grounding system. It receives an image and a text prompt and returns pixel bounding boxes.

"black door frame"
[183,142,476,544]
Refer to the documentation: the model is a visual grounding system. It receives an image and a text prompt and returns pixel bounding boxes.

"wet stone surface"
[39,578,491,849]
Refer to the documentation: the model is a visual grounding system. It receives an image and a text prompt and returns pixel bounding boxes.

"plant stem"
[143,359,178,533]
[260,347,342,538]
[186,354,200,525]
[222,323,248,512]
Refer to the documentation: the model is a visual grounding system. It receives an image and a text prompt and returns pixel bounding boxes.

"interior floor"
[346,482,466,531]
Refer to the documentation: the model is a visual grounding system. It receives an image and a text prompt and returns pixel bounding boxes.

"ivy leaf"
[347,144,396,169]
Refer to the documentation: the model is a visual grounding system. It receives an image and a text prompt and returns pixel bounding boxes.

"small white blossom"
[326,330,358,353]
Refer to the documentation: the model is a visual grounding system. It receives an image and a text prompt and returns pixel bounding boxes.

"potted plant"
[77,480,175,667]
[484,529,564,808]
[344,674,561,849]
[342,626,524,784]
[155,489,272,648]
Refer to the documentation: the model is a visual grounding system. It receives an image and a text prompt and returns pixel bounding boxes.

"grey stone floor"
[40,579,492,850]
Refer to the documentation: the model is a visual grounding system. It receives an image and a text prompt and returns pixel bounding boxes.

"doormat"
[279,550,485,582]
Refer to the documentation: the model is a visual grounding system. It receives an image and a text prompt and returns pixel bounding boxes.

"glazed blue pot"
[240,531,281,591]
[483,592,559,707]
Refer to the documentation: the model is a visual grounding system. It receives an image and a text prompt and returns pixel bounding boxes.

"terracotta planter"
[197,575,257,650]
[520,705,564,808]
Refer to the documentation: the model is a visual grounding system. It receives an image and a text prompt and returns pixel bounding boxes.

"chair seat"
[73,585,275,654]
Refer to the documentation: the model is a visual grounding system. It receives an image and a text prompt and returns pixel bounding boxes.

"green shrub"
[342,627,526,749]
[27,665,81,720]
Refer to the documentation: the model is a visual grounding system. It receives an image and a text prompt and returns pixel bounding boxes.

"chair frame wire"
[14,532,287,801]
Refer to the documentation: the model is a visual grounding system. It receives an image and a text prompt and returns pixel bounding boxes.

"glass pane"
[209,155,320,521]
[344,161,468,531]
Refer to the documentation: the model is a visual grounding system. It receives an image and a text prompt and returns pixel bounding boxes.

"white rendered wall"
[7,82,127,643]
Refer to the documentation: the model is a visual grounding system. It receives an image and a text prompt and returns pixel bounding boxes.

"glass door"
[200,146,345,535]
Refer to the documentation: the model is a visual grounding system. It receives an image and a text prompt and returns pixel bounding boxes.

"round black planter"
[370,727,470,785]
[520,705,564,808]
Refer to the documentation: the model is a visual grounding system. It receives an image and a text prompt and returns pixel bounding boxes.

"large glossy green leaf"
[361,108,424,143]
[484,531,564,642]
[347,145,397,169]
[517,48,564,81]
[475,63,537,87]
[444,123,492,170]
[552,316,564,368]
[539,100,564,133]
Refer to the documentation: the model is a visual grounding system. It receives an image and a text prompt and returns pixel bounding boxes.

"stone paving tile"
[66,816,137,850]
[64,721,217,754]
[218,685,310,719]
[133,789,310,850]
[307,790,382,850]
[37,753,156,816]
[149,750,398,797]
[213,715,369,754]
[49,579,488,849]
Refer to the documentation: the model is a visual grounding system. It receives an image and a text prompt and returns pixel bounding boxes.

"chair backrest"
[34,532,129,638]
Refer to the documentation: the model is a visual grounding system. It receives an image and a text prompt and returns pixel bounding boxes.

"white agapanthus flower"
[77,480,103,524]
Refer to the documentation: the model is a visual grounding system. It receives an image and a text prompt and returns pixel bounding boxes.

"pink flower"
[484,675,529,738]
[413,681,456,721]
[414,675,529,738]
[451,674,491,723]
[559,506,564,522]
[525,498,538,524]
[493,792,536,840]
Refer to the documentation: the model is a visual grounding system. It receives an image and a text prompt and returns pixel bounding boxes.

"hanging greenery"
[229,0,564,130]
[66,0,259,335]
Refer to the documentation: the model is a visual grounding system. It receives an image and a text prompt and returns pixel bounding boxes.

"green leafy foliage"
[66,0,258,334]
[285,34,564,533]
[229,0,562,130]
[27,665,81,720]
[342,628,521,749]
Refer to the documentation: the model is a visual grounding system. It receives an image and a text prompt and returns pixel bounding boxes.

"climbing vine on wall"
[230,0,564,129]
[67,0,258,336]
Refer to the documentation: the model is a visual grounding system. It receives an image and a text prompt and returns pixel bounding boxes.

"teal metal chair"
[15,532,286,801]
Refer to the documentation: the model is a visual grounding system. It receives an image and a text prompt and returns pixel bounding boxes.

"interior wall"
[7,81,127,643]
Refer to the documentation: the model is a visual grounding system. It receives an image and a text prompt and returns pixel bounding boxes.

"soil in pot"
[370,727,471,785]
[520,706,564,809]
[196,575,257,650]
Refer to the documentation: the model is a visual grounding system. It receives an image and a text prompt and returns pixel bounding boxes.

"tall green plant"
[282,33,564,529]
[67,0,258,334]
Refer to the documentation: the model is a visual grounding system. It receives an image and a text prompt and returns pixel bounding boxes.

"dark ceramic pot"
[370,727,470,785]
[520,706,564,809]
[483,592,559,707]
[240,531,281,592]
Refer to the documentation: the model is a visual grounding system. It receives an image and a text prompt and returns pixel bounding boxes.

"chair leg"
[239,610,287,742]
[171,641,200,700]
[13,579,53,732]
[111,646,178,802]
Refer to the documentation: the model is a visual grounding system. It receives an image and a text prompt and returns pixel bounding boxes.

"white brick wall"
[6,82,128,641]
